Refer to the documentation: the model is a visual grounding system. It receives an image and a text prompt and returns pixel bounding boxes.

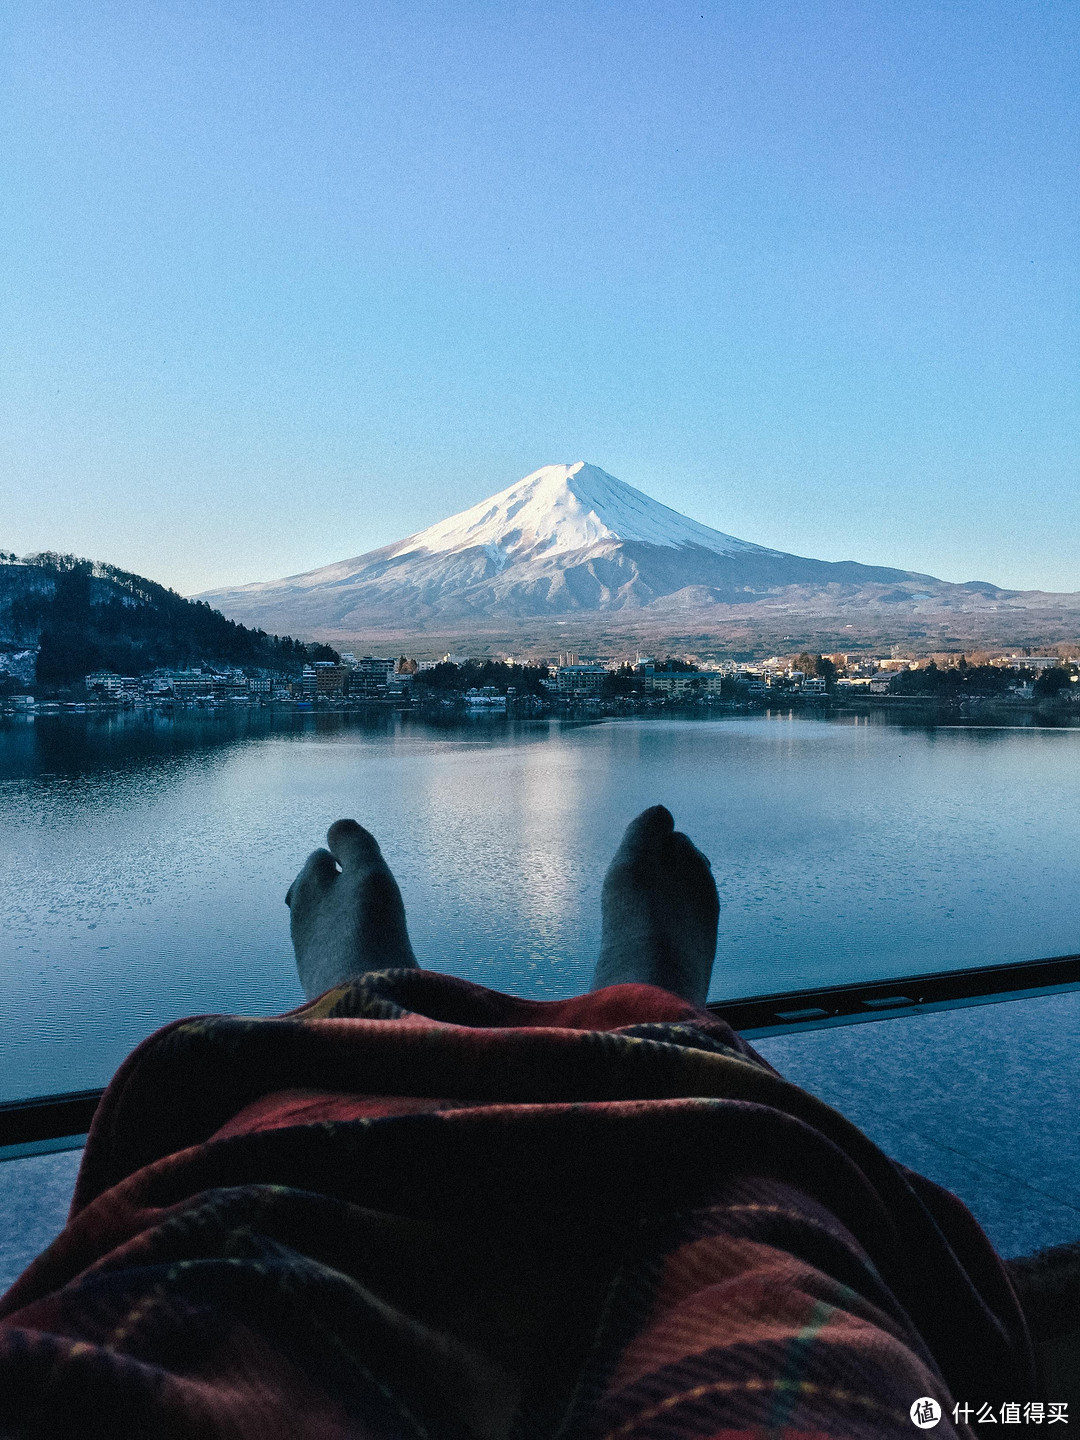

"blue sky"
[2,0,1077,594]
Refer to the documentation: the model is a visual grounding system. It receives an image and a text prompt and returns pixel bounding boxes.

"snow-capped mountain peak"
[390,462,773,563]
[197,459,993,644]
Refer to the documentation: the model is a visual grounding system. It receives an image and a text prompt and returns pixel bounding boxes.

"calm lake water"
[2,706,1079,1103]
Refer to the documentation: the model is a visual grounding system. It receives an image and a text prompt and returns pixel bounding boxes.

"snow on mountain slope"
[391,462,777,563]
[195,460,1007,637]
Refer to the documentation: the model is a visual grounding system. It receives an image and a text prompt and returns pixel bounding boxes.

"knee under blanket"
[0,972,1035,1438]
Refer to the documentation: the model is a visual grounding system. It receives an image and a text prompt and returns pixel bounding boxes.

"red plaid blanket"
[0,972,1033,1437]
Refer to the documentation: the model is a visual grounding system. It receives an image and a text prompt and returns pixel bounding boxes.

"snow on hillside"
[391,462,777,563]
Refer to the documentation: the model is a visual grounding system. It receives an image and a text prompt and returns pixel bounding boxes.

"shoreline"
[4,690,1080,725]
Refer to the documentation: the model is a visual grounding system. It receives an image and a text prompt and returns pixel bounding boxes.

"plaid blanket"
[0,971,1034,1438]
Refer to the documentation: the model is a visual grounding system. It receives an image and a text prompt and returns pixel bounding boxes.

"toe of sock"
[327,819,384,866]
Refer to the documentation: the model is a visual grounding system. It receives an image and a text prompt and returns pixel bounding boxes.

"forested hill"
[0,553,338,685]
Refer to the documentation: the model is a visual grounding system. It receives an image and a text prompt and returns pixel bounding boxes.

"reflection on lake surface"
[2,707,1079,1102]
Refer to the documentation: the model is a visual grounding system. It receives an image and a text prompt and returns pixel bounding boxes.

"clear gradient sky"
[2,1,1078,595]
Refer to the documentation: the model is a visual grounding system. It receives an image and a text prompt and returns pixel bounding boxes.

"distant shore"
[5,689,1080,724]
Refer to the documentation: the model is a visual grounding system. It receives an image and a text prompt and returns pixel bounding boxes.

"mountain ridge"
[0,553,338,689]
[195,462,1080,653]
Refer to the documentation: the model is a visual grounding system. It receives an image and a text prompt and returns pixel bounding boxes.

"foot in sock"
[591,805,719,1007]
[286,819,418,1000]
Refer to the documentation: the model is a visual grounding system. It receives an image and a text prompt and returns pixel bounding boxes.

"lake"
[2,706,1079,1103]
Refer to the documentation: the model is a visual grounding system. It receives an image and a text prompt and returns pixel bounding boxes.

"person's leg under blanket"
[0,808,1057,1437]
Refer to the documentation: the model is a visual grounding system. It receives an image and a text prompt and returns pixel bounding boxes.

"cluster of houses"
[548,650,1078,699]
[550,655,825,697]
[3,647,1075,715]
[0,658,409,712]
[64,654,828,706]
[73,657,407,706]
[550,659,725,696]
[830,653,1077,697]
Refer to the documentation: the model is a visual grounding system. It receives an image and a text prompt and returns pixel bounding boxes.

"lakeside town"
[2,646,1079,717]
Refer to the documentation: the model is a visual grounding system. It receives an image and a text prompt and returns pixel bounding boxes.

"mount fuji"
[196,463,1078,652]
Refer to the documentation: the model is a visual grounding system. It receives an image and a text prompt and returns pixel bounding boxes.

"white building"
[85,671,125,695]
[645,672,724,696]
[555,664,609,694]
[348,656,396,696]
